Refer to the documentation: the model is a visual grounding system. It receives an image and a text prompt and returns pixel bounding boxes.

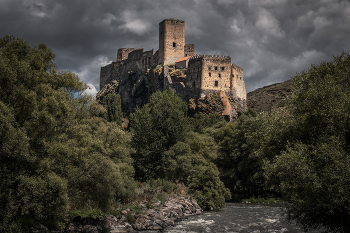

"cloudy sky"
[1,0,349,95]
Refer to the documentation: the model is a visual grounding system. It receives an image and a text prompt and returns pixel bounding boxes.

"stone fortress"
[99,19,247,120]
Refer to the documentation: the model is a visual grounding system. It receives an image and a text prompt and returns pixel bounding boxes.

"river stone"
[81,225,99,233]
[110,227,128,233]
[64,196,203,232]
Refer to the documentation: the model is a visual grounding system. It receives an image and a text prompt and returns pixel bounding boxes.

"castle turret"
[159,19,185,65]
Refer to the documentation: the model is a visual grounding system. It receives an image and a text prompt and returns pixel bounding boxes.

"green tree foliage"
[266,52,350,232]
[1,102,68,232]
[164,131,218,183]
[104,93,123,126]
[188,165,231,210]
[187,113,225,133]
[215,111,291,198]
[130,89,188,180]
[0,35,135,232]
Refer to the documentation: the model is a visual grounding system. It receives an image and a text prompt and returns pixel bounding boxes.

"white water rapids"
[144,203,324,233]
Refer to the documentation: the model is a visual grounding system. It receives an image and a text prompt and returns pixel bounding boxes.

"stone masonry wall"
[100,49,158,88]
[117,48,141,62]
[231,63,246,101]
[191,55,231,98]
[184,44,195,57]
[159,19,185,65]
[186,56,203,91]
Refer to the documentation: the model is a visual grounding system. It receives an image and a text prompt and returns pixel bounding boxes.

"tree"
[214,111,291,199]
[130,89,188,180]
[163,131,218,183]
[104,93,123,126]
[0,35,135,232]
[267,52,350,232]
[187,165,231,210]
[0,35,79,231]
[0,102,69,232]
[187,112,225,133]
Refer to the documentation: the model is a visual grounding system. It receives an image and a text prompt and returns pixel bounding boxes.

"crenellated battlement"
[189,54,231,62]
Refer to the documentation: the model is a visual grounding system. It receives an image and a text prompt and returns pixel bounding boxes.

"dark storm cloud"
[1,0,349,94]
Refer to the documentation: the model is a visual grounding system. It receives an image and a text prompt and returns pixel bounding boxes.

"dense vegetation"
[0,36,135,232]
[1,35,350,232]
[266,52,350,232]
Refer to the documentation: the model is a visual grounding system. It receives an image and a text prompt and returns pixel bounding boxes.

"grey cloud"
[1,0,349,93]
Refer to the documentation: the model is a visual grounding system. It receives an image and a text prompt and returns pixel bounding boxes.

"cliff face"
[97,65,165,113]
[97,72,150,113]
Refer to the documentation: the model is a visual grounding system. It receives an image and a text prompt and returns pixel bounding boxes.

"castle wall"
[231,63,246,100]
[159,19,185,65]
[187,56,203,91]
[117,48,141,61]
[184,44,195,57]
[100,48,158,88]
[194,55,232,97]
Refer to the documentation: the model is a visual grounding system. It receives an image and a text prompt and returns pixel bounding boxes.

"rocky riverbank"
[64,196,202,233]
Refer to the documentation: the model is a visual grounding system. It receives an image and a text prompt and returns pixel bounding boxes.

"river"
[146,203,323,233]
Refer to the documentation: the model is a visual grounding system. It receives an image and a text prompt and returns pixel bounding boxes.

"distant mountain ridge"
[247,79,293,113]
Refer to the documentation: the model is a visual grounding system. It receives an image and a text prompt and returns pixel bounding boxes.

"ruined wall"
[141,49,157,72]
[184,44,195,57]
[100,60,128,88]
[117,48,140,61]
[100,48,158,88]
[159,19,185,65]
[231,63,246,101]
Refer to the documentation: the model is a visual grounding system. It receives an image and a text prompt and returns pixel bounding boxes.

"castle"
[100,19,247,119]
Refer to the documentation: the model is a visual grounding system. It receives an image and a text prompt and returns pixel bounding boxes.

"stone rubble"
[64,196,202,233]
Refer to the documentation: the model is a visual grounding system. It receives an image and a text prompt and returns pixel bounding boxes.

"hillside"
[247,79,293,112]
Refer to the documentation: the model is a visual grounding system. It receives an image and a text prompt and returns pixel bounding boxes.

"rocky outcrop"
[96,72,152,113]
[65,196,202,233]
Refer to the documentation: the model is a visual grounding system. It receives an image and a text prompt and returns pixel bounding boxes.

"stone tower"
[159,19,185,65]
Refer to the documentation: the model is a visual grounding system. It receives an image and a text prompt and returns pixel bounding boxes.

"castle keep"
[100,19,247,119]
